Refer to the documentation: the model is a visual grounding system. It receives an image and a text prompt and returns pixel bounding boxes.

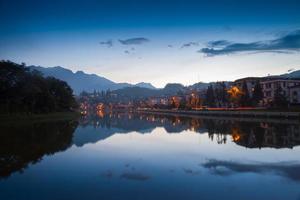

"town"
[79,76,300,114]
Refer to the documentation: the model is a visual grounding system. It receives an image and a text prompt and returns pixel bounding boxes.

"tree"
[205,85,215,107]
[214,82,228,107]
[252,81,263,106]
[273,86,288,108]
[239,81,251,106]
[0,60,77,114]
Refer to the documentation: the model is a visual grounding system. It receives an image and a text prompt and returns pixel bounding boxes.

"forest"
[0,60,77,114]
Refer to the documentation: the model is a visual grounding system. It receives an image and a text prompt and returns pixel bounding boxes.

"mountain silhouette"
[29,65,156,94]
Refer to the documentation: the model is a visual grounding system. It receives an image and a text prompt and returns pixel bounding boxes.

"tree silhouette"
[239,81,251,106]
[0,60,77,114]
[205,85,215,107]
[273,86,288,108]
[252,81,263,106]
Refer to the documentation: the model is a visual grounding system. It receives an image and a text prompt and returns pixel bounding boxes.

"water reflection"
[202,159,300,182]
[1,113,300,179]
[0,120,78,179]
[1,113,300,200]
[78,112,300,149]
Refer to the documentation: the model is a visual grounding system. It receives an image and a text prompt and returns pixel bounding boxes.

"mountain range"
[29,66,156,94]
[30,65,300,95]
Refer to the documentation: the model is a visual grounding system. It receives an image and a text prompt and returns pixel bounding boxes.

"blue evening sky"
[0,0,300,87]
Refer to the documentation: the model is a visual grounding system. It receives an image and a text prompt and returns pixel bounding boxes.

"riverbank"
[0,112,80,123]
[136,108,300,119]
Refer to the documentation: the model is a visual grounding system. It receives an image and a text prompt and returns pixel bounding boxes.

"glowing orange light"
[227,86,242,97]
[232,133,241,142]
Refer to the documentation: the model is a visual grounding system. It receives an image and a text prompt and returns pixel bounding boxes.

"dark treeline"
[0,119,78,179]
[0,60,77,114]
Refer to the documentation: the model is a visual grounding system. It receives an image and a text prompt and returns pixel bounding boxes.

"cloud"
[180,42,199,49]
[208,40,232,47]
[201,159,300,182]
[99,39,113,47]
[199,30,300,56]
[167,44,173,48]
[119,37,150,45]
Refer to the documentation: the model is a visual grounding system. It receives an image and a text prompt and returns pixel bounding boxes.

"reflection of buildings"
[240,125,300,149]
[2,113,300,179]
[79,112,300,149]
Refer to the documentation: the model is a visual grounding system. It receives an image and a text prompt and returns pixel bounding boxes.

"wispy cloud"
[207,40,231,47]
[199,30,300,56]
[119,37,150,45]
[180,42,199,49]
[99,39,113,47]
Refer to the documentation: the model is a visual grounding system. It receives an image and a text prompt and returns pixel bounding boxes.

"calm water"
[1,113,300,200]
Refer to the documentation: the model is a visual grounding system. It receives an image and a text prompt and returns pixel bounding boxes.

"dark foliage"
[239,81,251,106]
[0,119,78,179]
[205,85,215,107]
[273,86,288,108]
[0,60,77,114]
[252,81,263,106]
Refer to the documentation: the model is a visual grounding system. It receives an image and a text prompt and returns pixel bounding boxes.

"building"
[260,79,300,105]
[289,85,300,104]
[234,77,261,97]
[147,97,169,107]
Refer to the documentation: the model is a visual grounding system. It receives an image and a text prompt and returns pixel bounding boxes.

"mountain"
[161,83,185,95]
[113,83,187,98]
[135,82,156,89]
[113,87,159,99]
[29,66,156,94]
[280,69,300,79]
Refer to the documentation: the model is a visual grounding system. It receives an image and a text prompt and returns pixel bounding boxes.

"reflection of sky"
[1,126,300,200]
[1,1,300,87]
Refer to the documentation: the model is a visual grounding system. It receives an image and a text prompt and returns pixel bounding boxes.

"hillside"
[29,66,156,94]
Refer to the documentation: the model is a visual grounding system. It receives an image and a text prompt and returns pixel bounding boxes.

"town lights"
[227,86,242,98]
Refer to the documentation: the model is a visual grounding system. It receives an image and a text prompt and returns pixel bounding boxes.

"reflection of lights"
[231,128,242,142]
[232,133,241,142]
[96,103,104,111]
[97,110,105,118]
[80,111,87,115]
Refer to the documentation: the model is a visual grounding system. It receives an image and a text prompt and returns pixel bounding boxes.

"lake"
[1,112,300,200]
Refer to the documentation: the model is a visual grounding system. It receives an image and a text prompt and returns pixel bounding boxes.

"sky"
[0,0,300,88]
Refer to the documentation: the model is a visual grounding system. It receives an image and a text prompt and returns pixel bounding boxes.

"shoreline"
[0,112,80,123]
[135,108,300,120]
